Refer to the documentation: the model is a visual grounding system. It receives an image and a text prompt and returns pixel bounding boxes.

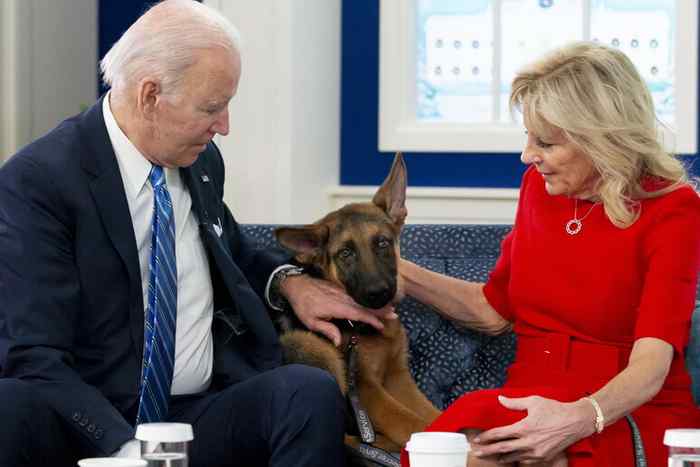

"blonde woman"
[400,42,700,467]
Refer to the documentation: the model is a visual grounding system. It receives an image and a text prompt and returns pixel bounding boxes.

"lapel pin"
[201,174,210,183]
[213,217,223,237]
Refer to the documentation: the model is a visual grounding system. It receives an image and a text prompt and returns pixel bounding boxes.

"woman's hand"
[471,395,595,464]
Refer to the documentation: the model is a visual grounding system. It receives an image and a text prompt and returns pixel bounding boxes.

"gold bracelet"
[583,396,605,434]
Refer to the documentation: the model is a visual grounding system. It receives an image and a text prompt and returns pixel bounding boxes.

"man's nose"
[212,107,230,136]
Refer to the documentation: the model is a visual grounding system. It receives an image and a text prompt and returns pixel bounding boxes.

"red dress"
[401,166,700,467]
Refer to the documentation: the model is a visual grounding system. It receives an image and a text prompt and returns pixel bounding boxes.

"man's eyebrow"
[204,101,224,107]
[204,98,232,108]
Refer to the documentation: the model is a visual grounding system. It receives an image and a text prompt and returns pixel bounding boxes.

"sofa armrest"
[687,300,700,404]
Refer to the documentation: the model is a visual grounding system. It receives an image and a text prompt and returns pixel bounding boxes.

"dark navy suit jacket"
[0,98,287,456]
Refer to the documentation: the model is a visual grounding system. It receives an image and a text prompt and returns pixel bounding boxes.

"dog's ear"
[275,224,329,262]
[372,152,408,227]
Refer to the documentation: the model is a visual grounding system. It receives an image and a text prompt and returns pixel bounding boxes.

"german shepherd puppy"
[275,153,441,452]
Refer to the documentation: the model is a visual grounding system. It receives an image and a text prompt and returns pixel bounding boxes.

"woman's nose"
[521,146,541,165]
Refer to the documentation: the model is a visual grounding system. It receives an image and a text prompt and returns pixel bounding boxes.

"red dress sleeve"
[482,167,535,322]
[634,186,700,354]
[483,231,515,321]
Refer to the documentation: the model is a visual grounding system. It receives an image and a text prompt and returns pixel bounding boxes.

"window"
[379,0,697,153]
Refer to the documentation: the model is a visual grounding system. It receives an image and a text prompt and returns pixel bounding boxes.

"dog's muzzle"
[354,284,396,309]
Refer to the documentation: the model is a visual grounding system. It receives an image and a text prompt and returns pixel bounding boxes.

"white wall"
[204,0,341,225]
[0,0,97,160]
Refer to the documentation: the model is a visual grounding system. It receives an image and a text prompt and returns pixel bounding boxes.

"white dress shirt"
[102,94,213,395]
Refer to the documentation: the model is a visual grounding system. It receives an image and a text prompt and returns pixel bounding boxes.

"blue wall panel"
[98,0,153,95]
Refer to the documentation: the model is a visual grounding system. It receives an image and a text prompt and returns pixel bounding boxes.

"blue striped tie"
[136,165,177,424]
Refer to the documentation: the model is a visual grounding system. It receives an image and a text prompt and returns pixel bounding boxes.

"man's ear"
[136,78,161,121]
[372,152,408,227]
[275,224,329,263]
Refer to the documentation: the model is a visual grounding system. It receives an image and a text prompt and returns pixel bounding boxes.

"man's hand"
[280,275,398,346]
[471,395,595,464]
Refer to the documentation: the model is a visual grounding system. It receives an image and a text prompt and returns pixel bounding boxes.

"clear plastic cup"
[77,459,147,467]
[405,431,470,467]
[664,429,700,466]
[135,423,193,467]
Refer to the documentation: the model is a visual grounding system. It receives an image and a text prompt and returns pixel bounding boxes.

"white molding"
[379,0,698,154]
[674,0,698,155]
[327,186,519,224]
[1,0,97,161]
[0,0,32,160]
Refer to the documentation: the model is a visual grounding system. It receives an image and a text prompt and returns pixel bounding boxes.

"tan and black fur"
[275,153,441,452]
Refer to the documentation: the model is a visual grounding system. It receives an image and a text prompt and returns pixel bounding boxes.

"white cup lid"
[405,431,470,453]
[664,429,700,448]
[135,423,194,442]
[77,459,147,467]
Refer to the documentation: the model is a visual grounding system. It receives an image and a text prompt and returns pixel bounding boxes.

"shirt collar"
[102,92,152,199]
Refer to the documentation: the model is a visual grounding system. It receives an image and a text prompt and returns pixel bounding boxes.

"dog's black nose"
[363,286,393,309]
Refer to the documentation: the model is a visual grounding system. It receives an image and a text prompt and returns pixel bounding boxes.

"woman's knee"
[528,452,568,467]
[459,428,567,467]
[459,429,515,467]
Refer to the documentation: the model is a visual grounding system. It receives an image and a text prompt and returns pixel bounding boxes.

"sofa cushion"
[397,225,516,409]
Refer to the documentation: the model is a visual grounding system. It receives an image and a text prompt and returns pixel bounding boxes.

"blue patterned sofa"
[242,223,700,410]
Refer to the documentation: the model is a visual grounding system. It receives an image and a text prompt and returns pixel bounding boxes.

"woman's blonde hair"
[510,41,690,228]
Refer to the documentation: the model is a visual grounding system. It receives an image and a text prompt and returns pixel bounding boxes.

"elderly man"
[0,1,396,466]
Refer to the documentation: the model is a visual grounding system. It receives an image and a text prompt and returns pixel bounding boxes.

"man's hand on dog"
[280,275,399,346]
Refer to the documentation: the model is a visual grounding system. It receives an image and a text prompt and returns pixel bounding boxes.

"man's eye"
[376,237,391,249]
[338,248,354,259]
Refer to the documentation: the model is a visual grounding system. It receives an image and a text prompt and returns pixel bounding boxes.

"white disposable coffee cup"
[135,422,193,465]
[77,459,147,467]
[405,431,470,467]
[135,422,194,443]
[664,428,700,465]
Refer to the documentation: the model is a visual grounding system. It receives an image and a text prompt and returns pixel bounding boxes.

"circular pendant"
[565,219,582,235]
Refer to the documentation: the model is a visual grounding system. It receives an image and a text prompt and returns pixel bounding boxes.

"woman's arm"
[399,258,511,335]
[589,337,673,426]
[472,337,673,463]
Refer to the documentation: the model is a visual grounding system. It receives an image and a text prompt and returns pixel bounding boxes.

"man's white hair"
[100,0,241,96]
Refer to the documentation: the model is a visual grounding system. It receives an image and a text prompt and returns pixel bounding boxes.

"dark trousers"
[0,364,347,467]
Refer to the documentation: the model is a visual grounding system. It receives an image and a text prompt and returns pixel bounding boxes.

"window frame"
[378,0,698,154]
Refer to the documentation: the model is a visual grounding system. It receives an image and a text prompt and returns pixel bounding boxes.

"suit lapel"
[79,97,145,361]
[182,160,281,370]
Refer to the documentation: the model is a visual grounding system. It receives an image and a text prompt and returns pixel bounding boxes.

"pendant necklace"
[565,199,599,235]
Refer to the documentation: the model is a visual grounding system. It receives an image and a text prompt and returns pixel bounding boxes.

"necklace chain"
[565,199,599,235]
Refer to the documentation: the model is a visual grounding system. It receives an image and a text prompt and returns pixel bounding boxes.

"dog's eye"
[376,237,391,249]
[338,247,355,259]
